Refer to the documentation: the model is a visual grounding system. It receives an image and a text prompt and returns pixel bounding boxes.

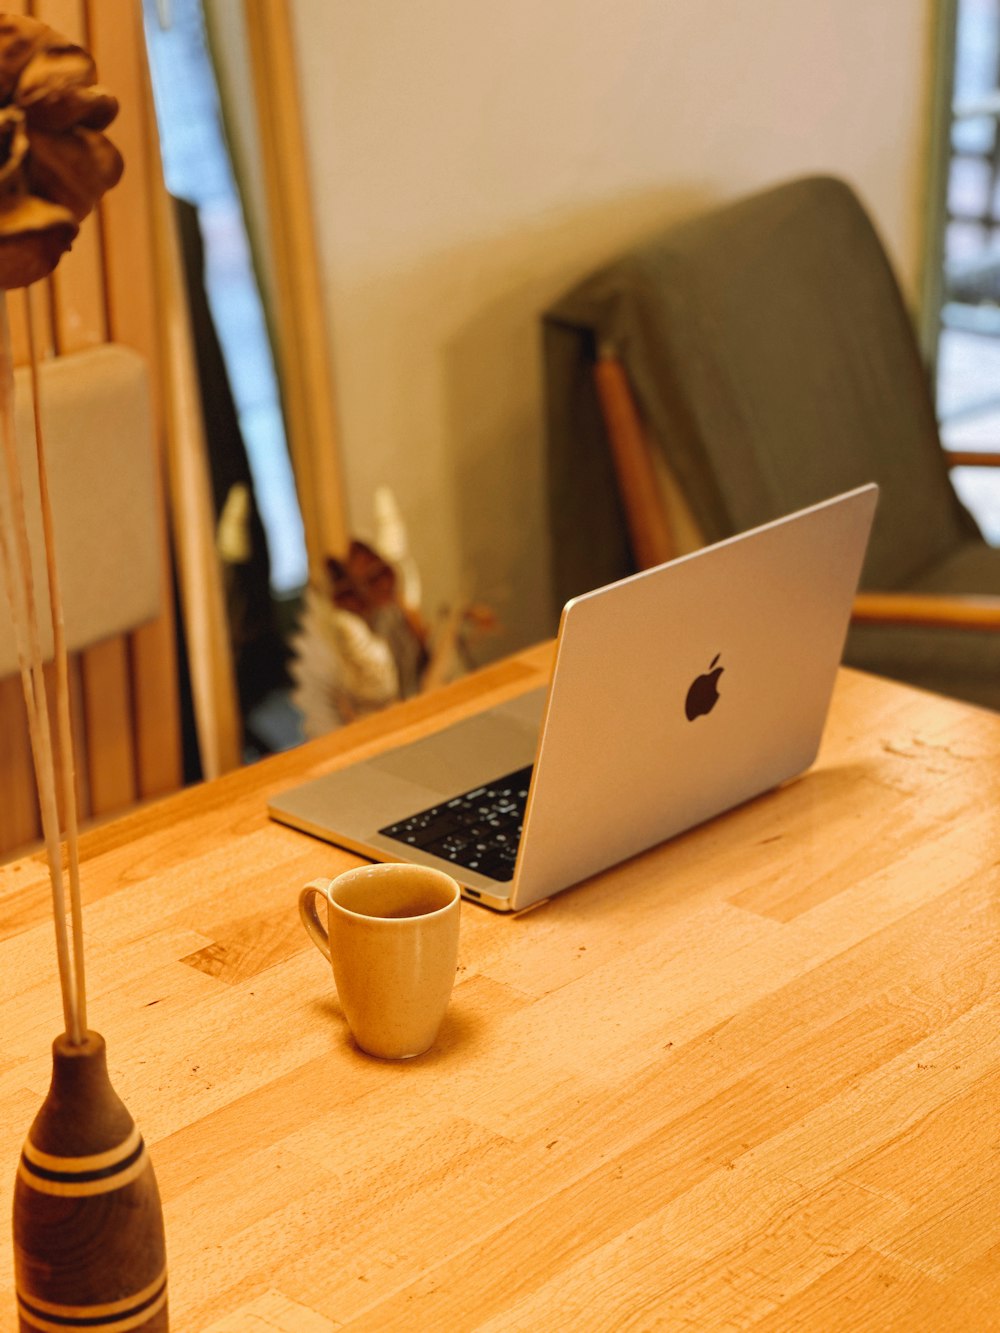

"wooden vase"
[13,1031,168,1331]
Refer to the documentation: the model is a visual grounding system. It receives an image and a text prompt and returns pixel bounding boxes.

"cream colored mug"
[299,863,461,1059]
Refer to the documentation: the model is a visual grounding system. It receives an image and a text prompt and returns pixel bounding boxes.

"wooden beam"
[242,0,348,576]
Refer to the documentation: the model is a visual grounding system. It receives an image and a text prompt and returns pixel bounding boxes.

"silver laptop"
[269,485,878,912]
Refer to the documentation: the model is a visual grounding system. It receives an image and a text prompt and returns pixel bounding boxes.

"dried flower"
[0,13,122,289]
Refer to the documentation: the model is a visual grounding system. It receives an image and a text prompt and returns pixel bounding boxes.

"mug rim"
[326,863,460,923]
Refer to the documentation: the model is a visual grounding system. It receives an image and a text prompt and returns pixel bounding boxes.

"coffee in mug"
[299,863,461,1059]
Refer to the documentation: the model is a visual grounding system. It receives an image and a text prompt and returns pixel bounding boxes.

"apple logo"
[685,653,723,721]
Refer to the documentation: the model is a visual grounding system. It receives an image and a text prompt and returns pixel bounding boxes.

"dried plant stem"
[0,293,82,1043]
[25,294,87,1036]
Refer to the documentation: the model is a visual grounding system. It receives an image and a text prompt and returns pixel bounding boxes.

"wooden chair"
[544,175,1000,710]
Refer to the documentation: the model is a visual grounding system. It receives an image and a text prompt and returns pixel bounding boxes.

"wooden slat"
[2,1,31,369]
[87,0,183,802]
[67,653,89,816]
[34,1,103,828]
[0,676,38,849]
[3,236,53,364]
[5,289,29,367]
[7,283,55,367]
[78,636,136,813]
[44,0,108,356]
[28,0,136,820]
[0,0,35,853]
[0,5,44,850]
[88,0,163,418]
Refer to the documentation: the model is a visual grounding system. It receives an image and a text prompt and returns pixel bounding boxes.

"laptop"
[269,484,878,912]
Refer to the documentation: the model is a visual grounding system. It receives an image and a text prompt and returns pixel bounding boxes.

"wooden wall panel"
[41,0,141,823]
[0,0,184,855]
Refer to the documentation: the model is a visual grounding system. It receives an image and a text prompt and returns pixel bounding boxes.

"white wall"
[290,0,936,661]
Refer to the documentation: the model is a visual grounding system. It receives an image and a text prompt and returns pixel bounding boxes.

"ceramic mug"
[299,863,461,1059]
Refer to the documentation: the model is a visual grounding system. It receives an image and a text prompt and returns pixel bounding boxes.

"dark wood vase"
[12,1030,168,1331]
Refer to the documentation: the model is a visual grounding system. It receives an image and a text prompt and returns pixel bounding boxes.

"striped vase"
[13,1031,168,1332]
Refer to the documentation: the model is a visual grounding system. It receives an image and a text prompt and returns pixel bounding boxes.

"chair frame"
[593,349,1000,633]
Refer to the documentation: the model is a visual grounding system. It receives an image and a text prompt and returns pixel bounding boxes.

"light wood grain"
[0,647,998,1330]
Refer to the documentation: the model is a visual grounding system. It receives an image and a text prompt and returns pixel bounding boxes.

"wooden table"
[1,645,999,1330]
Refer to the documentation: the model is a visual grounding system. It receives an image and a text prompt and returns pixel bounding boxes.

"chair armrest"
[593,351,677,568]
[852,591,1000,631]
[944,449,1000,469]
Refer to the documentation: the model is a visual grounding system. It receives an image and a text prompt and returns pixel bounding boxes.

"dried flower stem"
[0,292,82,1043]
[25,293,86,1035]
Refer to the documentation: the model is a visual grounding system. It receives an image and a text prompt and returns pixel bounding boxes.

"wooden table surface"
[1,645,999,1331]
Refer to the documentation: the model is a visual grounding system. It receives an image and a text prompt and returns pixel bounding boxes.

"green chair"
[543,174,1000,710]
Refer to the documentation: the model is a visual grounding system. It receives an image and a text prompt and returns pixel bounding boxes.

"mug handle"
[299,878,334,961]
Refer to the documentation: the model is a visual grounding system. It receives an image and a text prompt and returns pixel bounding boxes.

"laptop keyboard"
[378,765,533,882]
